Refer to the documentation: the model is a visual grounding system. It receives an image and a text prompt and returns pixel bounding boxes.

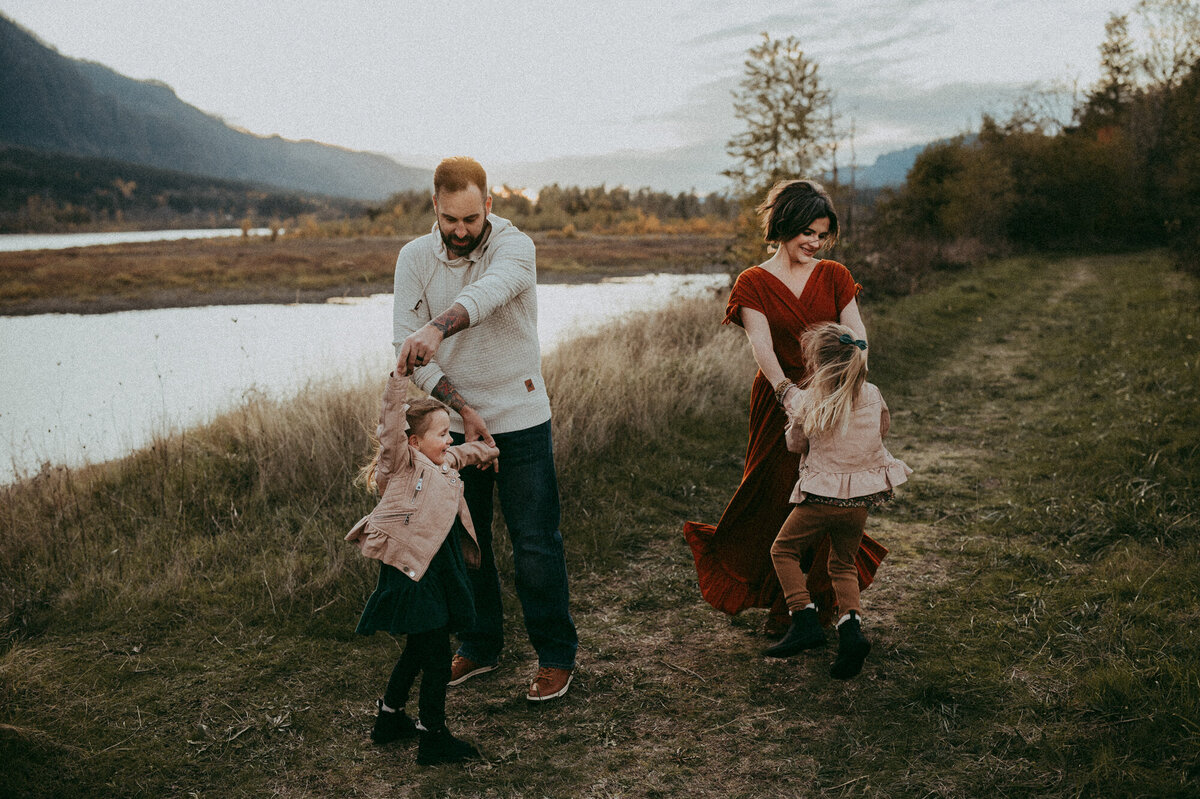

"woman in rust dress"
[684,180,886,635]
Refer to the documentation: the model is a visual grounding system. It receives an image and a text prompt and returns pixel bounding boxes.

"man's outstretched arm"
[397,303,470,373]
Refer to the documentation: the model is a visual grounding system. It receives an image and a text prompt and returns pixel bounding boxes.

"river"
[0,273,725,482]
[0,228,275,252]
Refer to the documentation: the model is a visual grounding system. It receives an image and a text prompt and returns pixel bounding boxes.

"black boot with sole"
[829,610,870,679]
[764,606,826,658]
[416,726,481,765]
[370,698,417,744]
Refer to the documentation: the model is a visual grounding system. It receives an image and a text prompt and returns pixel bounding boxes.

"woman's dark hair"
[756,179,839,247]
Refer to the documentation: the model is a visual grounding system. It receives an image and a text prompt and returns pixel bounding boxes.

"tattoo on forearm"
[432,376,467,413]
[430,303,470,337]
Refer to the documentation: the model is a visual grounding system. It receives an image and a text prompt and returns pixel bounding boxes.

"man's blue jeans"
[452,420,577,670]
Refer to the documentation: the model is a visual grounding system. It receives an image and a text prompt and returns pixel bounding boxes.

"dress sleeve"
[829,261,863,314]
[722,269,765,328]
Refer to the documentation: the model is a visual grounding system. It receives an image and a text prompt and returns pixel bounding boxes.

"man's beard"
[440,222,489,258]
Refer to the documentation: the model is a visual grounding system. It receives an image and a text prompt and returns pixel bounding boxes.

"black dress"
[355,519,476,635]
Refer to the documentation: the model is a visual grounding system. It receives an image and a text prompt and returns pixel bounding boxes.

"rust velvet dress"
[683,261,887,626]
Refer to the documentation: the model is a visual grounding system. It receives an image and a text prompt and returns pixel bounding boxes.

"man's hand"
[460,406,498,471]
[398,303,471,374]
[398,324,444,374]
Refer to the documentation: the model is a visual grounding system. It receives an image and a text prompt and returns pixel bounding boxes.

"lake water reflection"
[0,273,725,481]
[0,228,273,252]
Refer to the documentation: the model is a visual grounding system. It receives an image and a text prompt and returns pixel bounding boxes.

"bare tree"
[1135,0,1200,89]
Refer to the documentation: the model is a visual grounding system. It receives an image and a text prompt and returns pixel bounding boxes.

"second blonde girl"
[765,322,912,678]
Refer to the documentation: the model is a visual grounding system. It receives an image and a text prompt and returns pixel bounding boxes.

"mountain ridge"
[1,12,933,202]
[485,139,926,195]
[0,13,429,202]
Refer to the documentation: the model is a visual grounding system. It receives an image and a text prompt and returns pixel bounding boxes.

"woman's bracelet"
[773,378,795,406]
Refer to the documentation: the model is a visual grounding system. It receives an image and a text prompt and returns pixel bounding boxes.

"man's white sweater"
[392,214,551,435]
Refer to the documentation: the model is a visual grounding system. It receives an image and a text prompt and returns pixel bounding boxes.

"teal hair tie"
[838,333,867,350]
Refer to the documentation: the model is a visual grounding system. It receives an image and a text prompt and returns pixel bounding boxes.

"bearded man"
[392,156,577,702]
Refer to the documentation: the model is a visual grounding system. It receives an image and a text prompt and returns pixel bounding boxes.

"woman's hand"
[782,385,802,415]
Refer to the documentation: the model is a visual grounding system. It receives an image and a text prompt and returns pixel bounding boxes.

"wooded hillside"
[0,14,429,202]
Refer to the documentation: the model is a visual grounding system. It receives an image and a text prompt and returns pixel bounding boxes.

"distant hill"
[851,137,976,189]
[0,144,367,233]
[853,143,929,189]
[491,142,734,196]
[489,139,935,196]
[0,14,429,202]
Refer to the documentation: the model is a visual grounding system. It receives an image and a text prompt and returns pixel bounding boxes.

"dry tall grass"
[544,294,751,463]
[0,292,747,644]
[0,376,378,640]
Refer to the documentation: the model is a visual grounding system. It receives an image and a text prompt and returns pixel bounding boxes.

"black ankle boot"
[371,698,417,744]
[764,607,826,658]
[829,611,871,679]
[416,726,481,765]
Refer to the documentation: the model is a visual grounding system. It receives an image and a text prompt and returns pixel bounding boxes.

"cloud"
[632,65,1027,165]
[683,15,809,47]
[506,0,1104,192]
[682,1,958,53]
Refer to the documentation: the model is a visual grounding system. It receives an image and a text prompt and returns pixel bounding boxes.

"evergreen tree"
[722,33,836,193]
[1081,13,1137,129]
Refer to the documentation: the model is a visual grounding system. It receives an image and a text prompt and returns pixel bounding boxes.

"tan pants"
[771,503,869,615]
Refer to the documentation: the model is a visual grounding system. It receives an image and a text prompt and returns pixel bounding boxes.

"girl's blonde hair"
[357,397,450,491]
[795,322,868,436]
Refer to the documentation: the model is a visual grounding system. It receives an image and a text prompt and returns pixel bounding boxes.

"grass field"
[1,250,1197,797]
[0,232,728,315]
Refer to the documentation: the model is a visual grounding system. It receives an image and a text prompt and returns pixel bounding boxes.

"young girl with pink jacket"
[346,372,498,765]
[766,322,912,679]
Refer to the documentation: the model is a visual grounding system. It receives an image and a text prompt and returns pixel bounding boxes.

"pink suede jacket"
[785,382,911,504]
[345,373,499,581]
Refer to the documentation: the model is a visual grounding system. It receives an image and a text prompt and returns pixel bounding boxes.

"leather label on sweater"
[525,378,535,392]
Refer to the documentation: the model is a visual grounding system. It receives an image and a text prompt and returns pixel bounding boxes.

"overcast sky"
[2,0,1139,192]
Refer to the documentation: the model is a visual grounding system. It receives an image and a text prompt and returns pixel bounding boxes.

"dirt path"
[864,260,1097,632]
[428,259,1108,798]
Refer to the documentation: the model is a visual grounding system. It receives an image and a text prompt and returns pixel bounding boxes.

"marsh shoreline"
[0,232,730,315]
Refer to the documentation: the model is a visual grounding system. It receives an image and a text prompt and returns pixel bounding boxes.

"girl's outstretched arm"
[784,414,810,455]
[374,372,414,494]
[445,440,501,471]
